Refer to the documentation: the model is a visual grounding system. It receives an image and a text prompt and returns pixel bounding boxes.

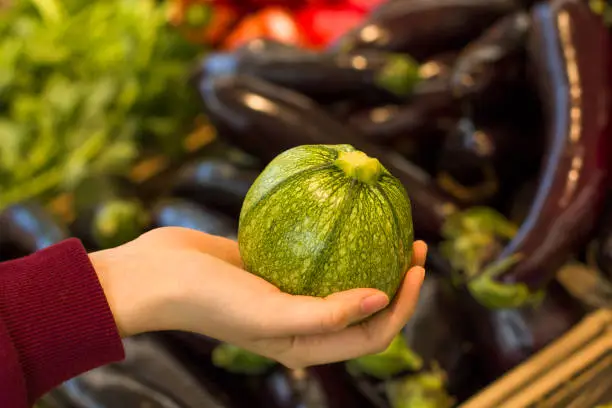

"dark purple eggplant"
[435,119,501,205]
[435,116,542,205]
[347,97,453,146]
[400,275,477,399]
[34,393,70,408]
[55,335,227,408]
[330,52,457,123]
[347,53,458,145]
[507,178,538,226]
[464,281,585,380]
[591,195,612,281]
[236,38,304,54]
[172,158,258,218]
[119,336,231,407]
[194,38,309,88]
[308,364,377,408]
[440,0,611,308]
[158,332,354,408]
[56,366,193,408]
[595,244,612,282]
[330,0,518,61]
[449,11,530,100]
[324,274,479,408]
[199,49,420,104]
[0,202,69,260]
[151,199,237,239]
[199,42,308,81]
[69,177,149,250]
[198,74,460,238]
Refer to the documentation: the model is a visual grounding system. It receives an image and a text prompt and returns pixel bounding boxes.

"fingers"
[263,240,427,337]
[258,288,390,337]
[246,240,427,345]
[280,265,425,367]
[412,240,428,268]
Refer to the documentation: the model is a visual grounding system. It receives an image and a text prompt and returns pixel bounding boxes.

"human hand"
[90,227,427,369]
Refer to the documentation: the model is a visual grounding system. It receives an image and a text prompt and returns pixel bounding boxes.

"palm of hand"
[95,227,427,369]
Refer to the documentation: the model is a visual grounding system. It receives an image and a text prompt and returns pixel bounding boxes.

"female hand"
[90,227,427,369]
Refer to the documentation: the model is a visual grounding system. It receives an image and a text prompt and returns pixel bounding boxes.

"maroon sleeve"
[0,238,125,407]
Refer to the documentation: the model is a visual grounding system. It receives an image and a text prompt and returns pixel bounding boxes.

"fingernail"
[360,294,389,315]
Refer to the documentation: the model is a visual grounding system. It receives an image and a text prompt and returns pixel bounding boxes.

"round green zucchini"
[238,144,414,299]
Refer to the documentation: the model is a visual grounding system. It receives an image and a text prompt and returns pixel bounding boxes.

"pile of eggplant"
[190,0,612,406]
[3,0,611,407]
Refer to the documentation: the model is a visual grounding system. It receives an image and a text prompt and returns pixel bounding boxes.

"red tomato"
[345,0,386,12]
[295,5,366,48]
[221,7,309,50]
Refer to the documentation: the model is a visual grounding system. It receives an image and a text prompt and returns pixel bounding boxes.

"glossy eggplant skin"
[488,0,611,290]
[464,282,585,379]
[34,392,69,408]
[347,54,458,144]
[236,38,304,54]
[449,11,530,100]
[118,336,229,408]
[198,74,460,238]
[151,199,237,239]
[57,366,190,408]
[352,274,479,407]
[400,275,477,400]
[347,101,452,145]
[436,116,542,205]
[323,273,480,408]
[594,196,612,281]
[200,49,419,104]
[308,364,377,408]
[55,334,231,408]
[195,38,306,81]
[172,158,258,218]
[0,202,69,260]
[158,333,342,408]
[331,0,518,61]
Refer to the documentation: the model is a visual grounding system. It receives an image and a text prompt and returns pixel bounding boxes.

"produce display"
[3,0,612,407]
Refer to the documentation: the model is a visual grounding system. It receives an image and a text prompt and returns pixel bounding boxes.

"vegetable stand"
[2,0,611,407]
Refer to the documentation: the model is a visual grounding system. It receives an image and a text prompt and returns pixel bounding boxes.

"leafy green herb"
[0,0,203,209]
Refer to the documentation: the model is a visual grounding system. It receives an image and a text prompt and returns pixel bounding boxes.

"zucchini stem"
[335,150,382,184]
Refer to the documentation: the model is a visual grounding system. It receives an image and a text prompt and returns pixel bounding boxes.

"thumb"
[264,288,390,337]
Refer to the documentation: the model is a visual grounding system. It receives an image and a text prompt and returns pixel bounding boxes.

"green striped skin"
[238,144,414,299]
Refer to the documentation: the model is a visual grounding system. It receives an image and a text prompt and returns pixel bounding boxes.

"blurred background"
[1,0,612,407]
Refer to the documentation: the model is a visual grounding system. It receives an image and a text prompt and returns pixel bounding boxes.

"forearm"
[0,239,125,407]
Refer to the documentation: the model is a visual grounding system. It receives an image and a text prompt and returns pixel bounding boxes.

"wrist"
[89,245,170,337]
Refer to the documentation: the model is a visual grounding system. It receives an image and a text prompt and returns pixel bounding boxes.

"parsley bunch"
[0,0,203,209]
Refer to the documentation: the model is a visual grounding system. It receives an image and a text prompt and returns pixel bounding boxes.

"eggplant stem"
[476,252,524,280]
[374,54,421,97]
[436,165,499,203]
[467,255,545,309]
[467,252,546,309]
[211,343,276,375]
[401,348,424,372]
[440,207,531,307]
[346,334,423,379]
[385,367,454,408]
